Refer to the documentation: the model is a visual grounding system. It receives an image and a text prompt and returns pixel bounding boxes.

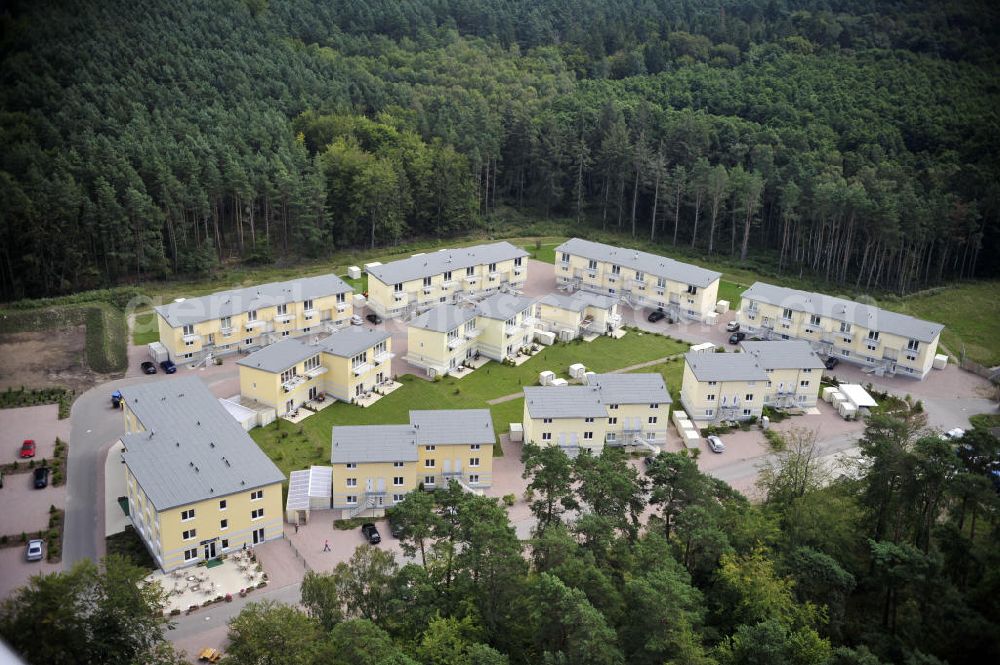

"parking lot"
[1,403,70,464]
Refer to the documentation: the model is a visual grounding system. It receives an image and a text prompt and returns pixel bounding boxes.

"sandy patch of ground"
[0,326,100,394]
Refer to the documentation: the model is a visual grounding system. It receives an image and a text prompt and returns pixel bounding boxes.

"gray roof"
[537,291,618,313]
[237,338,317,373]
[409,304,478,333]
[739,340,826,370]
[155,274,352,328]
[741,282,944,343]
[318,327,391,358]
[120,376,284,511]
[588,373,672,405]
[684,351,769,382]
[475,293,536,321]
[331,425,418,464]
[410,409,495,445]
[367,242,528,285]
[555,238,721,288]
[523,386,608,419]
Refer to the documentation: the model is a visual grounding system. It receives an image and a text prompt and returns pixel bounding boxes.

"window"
[469,457,480,467]
[606,432,617,442]
[583,432,593,440]
[346,462,357,469]
[907,339,920,352]
[488,262,497,272]
[181,509,195,521]
[466,266,475,276]
[515,257,523,267]
[800,380,810,388]
[542,433,552,441]
[868,330,880,341]
[251,508,264,520]
[182,324,195,336]
[393,494,405,503]
[803,368,812,373]
[336,293,346,303]
[346,478,357,487]
[809,314,821,326]
[650,403,659,409]
[220,316,232,332]
[304,355,320,371]
[708,381,717,386]
[839,322,852,334]
[393,476,404,486]
[470,444,480,451]
[584,417,595,423]
[247,310,257,321]
[635,271,644,282]
[182,529,197,541]
[303,299,313,311]
[393,461,404,468]
[611,264,621,275]
[686,284,698,295]
[250,490,263,501]
[560,253,570,263]
[705,409,715,417]
[280,368,296,384]
[648,416,658,424]
[425,459,436,468]
[423,276,432,287]
[424,476,436,485]
[706,394,716,401]
[346,495,357,505]
[745,394,754,401]
[219,500,227,510]
[782,308,793,320]
[743,409,752,416]
[469,474,480,484]
[608,417,618,425]
[609,404,619,410]
[184,548,198,561]
[220,519,228,530]
[276,303,288,316]
[424,444,436,451]
[351,351,368,370]
[587,259,597,270]
[221,539,229,549]
[542,418,552,424]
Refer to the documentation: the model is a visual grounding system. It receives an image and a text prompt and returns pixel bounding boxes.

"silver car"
[707,435,725,453]
[25,539,44,562]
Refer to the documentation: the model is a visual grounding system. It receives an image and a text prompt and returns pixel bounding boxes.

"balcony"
[882,348,899,361]
[182,333,200,343]
[448,336,466,350]
[352,362,371,376]
[335,302,348,312]
[220,326,234,337]
[464,275,479,285]
[373,350,392,365]
[504,324,521,337]
[442,280,456,289]
[423,286,434,294]
[522,315,537,326]
[488,271,500,280]
[464,327,480,339]
[513,267,524,276]
[275,313,294,324]
[245,319,266,331]
[393,292,408,304]
[305,365,328,379]
[303,308,317,319]
[282,375,306,392]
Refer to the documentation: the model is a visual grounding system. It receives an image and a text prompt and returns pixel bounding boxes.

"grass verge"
[106,526,157,572]
[132,309,159,345]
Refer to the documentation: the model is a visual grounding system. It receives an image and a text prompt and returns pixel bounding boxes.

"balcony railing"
[303,308,317,319]
[282,375,306,392]
[220,326,234,336]
[442,280,456,289]
[352,362,371,376]
[245,319,266,330]
[373,350,392,364]
[464,327,481,339]
[448,336,466,350]
[275,313,294,324]
[182,333,200,343]
[305,366,327,379]
[336,302,348,312]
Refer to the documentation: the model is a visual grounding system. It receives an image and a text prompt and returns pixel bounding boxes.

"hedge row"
[3,286,144,311]
[0,387,73,418]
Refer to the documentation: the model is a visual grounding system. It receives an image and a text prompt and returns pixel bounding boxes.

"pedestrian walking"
[294,522,298,534]
[323,539,330,552]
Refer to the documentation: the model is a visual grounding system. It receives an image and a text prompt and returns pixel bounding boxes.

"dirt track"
[0,325,100,394]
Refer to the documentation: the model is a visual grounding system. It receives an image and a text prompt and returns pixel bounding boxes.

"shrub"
[1,535,8,545]
[502,494,515,507]
[170,608,181,616]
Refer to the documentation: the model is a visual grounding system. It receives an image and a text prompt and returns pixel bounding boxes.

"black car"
[361,522,381,544]
[388,517,404,539]
[647,310,666,323]
[728,332,747,344]
[824,356,840,370]
[33,466,49,489]
[160,359,177,374]
[140,361,157,374]
[365,313,383,325]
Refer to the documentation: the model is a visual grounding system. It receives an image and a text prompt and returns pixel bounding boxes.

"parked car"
[25,539,44,562]
[361,522,381,544]
[160,359,177,374]
[728,332,747,344]
[388,516,404,539]
[726,321,740,332]
[823,356,840,370]
[140,360,157,374]
[33,466,50,489]
[111,390,123,409]
[943,428,966,441]
[19,439,36,458]
[350,314,364,326]
[366,313,383,325]
[647,310,666,323]
[707,435,726,453]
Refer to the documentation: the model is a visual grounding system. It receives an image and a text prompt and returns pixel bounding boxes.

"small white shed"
[363,261,382,273]
[716,300,730,314]
[704,312,719,326]
[550,378,569,387]
[568,363,587,379]
[933,354,948,370]
[148,341,168,363]
[690,342,716,353]
[509,423,523,443]
[839,383,878,411]
[347,266,362,280]
[535,330,556,346]
[539,370,556,386]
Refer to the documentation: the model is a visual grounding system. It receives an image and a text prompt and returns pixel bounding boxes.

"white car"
[350,314,363,326]
[726,321,740,332]
[707,435,725,453]
[25,539,43,562]
[943,428,965,441]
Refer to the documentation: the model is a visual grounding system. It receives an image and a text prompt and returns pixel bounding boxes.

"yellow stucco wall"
[680,363,764,422]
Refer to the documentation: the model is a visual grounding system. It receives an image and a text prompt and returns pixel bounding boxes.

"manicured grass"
[717,280,748,309]
[251,331,688,477]
[887,281,1000,367]
[132,309,159,345]
[106,526,157,572]
[522,242,560,264]
[342,274,368,294]
[626,357,686,406]
[969,413,1000,431]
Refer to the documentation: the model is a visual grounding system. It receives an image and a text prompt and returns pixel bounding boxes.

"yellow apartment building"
[534,291,622,341]
[680,351,768,423]
[737,282,944,379]
[522,373,671,456]
[155,274,353,363]
[119,376,285,571]
[553,237,721,321]
[238,327,393,414]
[330,409,496,518]
[366,241,529,319]
[405,293,537,378]
[739,340,825,409]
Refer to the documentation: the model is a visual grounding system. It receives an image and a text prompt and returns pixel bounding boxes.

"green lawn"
[521,241,561,264]
[251,331,688,477]
[717,280,748,309]
[626,357,686,405]
[887,281,1000,367]
[132,310,159,345]
[342,273,368,294]
[969,413,1000,431]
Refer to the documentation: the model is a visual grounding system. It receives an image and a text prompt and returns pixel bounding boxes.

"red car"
[19,440,36,458]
